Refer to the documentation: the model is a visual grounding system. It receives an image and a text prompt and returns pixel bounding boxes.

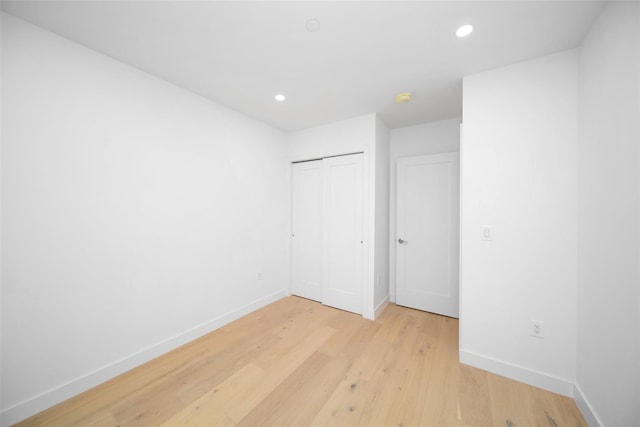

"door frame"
[394,152,460,317]
[289,151,370,317]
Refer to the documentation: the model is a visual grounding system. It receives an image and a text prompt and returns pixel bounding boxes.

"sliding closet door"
[291,160,323,302]
[322,153,364,314]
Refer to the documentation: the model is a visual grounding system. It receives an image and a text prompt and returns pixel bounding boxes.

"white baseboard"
[1,290,287,427]
[574,383,603,427]
[459,349,574,397]
[363,307,375,320]
[363,295,390,320]
[374,295,390,318]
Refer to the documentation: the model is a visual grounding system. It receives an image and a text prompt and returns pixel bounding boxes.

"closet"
[291,153,364,315]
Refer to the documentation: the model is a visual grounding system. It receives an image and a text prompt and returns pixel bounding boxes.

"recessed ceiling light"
[456,24,474,38]
[275,94,286,102]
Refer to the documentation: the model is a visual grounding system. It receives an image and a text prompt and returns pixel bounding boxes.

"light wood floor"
[16,296,586,427]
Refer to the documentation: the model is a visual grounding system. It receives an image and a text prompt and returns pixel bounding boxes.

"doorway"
[395,152,460,318]
[291,153,365,315]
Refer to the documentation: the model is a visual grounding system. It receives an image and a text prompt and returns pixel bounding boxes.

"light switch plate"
[481,225,492,241]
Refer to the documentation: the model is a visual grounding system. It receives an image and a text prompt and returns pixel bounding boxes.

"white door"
[322,153,364,314]
[396,153,460,318]
[291,160,323,302]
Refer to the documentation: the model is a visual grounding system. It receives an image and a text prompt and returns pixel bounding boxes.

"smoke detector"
[305,19,321,32]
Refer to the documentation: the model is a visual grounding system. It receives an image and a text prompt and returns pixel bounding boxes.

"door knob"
[398,238,408,244]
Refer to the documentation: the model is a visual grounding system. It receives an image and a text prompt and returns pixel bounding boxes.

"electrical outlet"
[531,320,544,338]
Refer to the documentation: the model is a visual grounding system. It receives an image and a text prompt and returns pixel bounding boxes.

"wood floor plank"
[318,309,379,359]
[416,315,463,427]
[77,411,120,427]
[358,312,434,427]
[159,324,335,426]
[458,364,493,426]
[488,373,534,427]
[111,313,288,426]
[308,307,422,426]
[157,363,265,427]
[371,311,442,427]
[237,351,349,427]
[172,330,281,405]
[528,384,588,427]
[14,297,587,427]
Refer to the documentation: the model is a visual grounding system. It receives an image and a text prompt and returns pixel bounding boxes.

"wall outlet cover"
[531,320,544,338]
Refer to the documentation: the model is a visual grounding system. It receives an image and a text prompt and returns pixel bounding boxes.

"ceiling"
[1,1,604,131]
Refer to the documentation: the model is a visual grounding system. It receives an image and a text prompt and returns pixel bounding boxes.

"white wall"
[286,114,376,161]
[287,114,383,319]
[373,116,390,312]
[1,13,289,425]
[576,2,640,425]
[460,50,579,396]
[388,118,461,301]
